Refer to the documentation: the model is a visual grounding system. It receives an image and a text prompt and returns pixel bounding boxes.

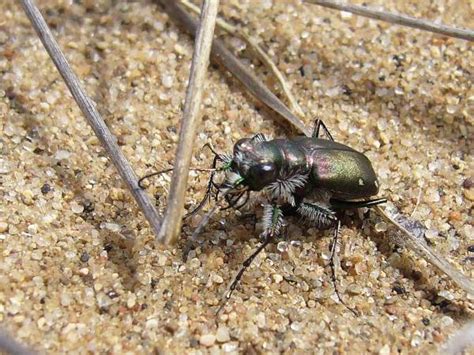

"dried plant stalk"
[375,206,474,295]
[20,0,163,238]
[305,0,474,41]
[180,0,306,118]
[158,0,220,245]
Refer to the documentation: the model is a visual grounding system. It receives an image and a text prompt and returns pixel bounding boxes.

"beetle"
[140,119,387,311]
[185,119,387,312]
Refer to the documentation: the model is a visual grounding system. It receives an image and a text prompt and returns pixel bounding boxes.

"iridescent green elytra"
[232,135,379,200]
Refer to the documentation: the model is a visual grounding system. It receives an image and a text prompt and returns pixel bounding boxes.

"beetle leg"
[250,133,267,143]
[261,203,285,239]
[216,204,283,314]
[328,221,358,316]
[297,202,337,229]
[216,234,272,315]
[330,197,387,210]
[312,119,334,141]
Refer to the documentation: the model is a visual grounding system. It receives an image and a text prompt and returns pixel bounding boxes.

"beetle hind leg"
[328,220,358,316]
[296,202,358,315]
[312,119,334,141]
[330,197,387,210]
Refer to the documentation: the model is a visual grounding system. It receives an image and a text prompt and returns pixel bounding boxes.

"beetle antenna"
[216,235,272,315]
[184,155,221,219]
[138,167,217,189]
[328,220,359,316]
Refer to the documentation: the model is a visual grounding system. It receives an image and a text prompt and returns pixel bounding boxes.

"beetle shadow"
[201,209,472,320]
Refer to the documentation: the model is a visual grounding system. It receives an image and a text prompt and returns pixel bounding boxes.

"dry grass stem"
[20,0,163,238]
[442,321,474,354]
[375,206,474,296]
[158,0,220,245]
[180,0,306,118]
[158,0,311,136]
[305,0,474,41]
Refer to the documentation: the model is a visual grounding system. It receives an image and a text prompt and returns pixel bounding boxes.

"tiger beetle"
[140,119,387,313]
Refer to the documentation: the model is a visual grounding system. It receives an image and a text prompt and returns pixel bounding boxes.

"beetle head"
[230,137,278,191]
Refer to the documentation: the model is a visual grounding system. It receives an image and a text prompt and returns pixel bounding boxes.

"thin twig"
[443,321,474,355]
[20,0,163,238]
[0,329,34,355]
[157,0,311,137]
[158,0,220,245]
[305,0,474,42]
[180,0,306,118]
[375,205,474,295]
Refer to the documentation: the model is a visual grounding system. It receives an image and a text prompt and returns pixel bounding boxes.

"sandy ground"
[0,0,473,353]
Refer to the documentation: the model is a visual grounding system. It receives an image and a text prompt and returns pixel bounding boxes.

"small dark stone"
[299,66,305,77]
[82,199,95,213]
[107,290,119,299]
[151,278,159,289]
[341,84,352,96]
[80,251,89,263]
[104,244,113,252]
[164,300,173,311]
[41,183,51,194]
[467,245,474,253]
[452,164,460,170]
[462,178,473,189]
[378,75,386,81]
[422,318,430,326]
[392,54,405,68]
[190,338,199,348]
[392,285,406,294]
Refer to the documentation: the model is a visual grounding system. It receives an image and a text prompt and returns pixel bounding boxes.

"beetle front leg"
[217,204,283,314]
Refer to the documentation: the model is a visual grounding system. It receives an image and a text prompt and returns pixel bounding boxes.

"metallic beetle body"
[233,136,379,200]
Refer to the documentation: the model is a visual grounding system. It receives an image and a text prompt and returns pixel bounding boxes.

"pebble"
[0,222,9,233]
[102,223,121,232]
[216,326,230,342]
[188,258,201,269]
[71,201,84,214]
[374,222,388,233]
[127,294,137,309]
[54,150,71,160]
[222,342,239,352]
[146,318,159,329]
[199,334,216,347]
[272,274,283,284]
[212,274,224,284]
[464,188,474,202]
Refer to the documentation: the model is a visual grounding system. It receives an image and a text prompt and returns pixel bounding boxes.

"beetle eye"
[247,163,276,189]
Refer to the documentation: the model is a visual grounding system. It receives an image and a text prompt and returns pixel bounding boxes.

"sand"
[0,0,472,353]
